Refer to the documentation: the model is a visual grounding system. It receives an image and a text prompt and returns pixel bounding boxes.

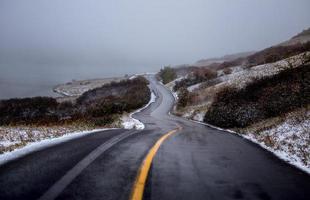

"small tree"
[177,87,190,108]
[159,66,177,84]
[192,68,217,81]
[223,68,232,75]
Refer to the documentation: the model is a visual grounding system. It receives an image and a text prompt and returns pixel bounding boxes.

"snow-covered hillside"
[241,108,310,173]
[0,125,100,154]
[166,52,310,173]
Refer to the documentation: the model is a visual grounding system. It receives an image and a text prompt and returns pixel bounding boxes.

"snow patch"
[189,119,310,175]
[217,53,309,89]
[121,91,156,130]
[187,83,202,92]
[164,76,186,100]
[243,115,310,174]
[183,110,194,118]
[0,128,113,166]
[243,132,310,175]
[193,112,205,122]
[121,116,145,130]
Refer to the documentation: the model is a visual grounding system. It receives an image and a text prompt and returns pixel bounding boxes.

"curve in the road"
[0,75,309,200]
[130,126,182,200]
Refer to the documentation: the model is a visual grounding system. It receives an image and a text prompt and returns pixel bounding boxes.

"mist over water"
[0,63,158,99]
[1,0,309,99]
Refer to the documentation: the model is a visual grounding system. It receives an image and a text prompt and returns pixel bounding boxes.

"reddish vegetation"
[174,68,217,91]
[0,76,150,126]
[204,64,310,128]
[216,41,310,70]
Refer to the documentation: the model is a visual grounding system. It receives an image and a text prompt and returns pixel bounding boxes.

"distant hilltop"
[194,51,255,67]
[194,27,310,67]
[278,27,310,46]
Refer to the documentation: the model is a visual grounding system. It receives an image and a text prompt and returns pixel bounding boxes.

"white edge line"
[0,128,117,166]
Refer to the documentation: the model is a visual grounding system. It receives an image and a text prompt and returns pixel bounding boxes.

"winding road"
[0,75,309,200]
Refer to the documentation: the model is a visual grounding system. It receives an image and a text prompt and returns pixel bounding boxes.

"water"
[0,63,158,100]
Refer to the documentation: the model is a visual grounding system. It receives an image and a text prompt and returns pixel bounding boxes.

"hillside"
[180,27,310,73]
[158,28,310,171]
[279,27,310,46]
[0,76,151,153]
[194,51,255,67]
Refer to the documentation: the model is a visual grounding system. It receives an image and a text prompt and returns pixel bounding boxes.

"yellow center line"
[130,125,182,200]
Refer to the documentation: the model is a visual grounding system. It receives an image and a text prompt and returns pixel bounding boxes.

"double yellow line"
[130,126,182,200]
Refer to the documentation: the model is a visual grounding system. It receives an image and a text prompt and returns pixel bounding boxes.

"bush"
[78,76,150,114]
[158,66,177,84]
[0,97,59,125]
[223,68,232,75]
[204,64,310,128]
[0,76,151,126]
[91,115,117,126]
[174,68,217,91]
[246,41,310,67]
[177,88,190,108]
[216,41,310,70]
[192,68,217,81]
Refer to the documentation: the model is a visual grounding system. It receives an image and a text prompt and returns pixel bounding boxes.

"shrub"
[204,64,310,128]
[177,88,190,108]
[192,68,217,81]
[77,76,150,123]
[216,41,310,70]
[91,115,116,126]
[223,68,232,75]
[0,97,59,125]
[174,68,217,91]
[0,76,151,126]
[158,66,177,84]
[246,41,310,67]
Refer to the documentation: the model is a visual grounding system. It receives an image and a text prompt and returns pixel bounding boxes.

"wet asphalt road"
[0,75,309,200]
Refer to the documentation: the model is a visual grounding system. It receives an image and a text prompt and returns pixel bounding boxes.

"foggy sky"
[1,0,310,80]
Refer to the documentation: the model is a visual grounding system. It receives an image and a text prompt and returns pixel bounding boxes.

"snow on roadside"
[0,126,92,153]
[165,53,310,174]
[121,116,145,130]
[190,112,310,175]
[0,128,112,166]
[218,52,309,89]
[0,74,157,164]
[165,76,186,100]
[191,52,310,106]
[121,91,156,130]
[187,83,202,92]
[192,111,205,122]
[179,105,209,122]
[165,75,310,174]
[242,113,310,174]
